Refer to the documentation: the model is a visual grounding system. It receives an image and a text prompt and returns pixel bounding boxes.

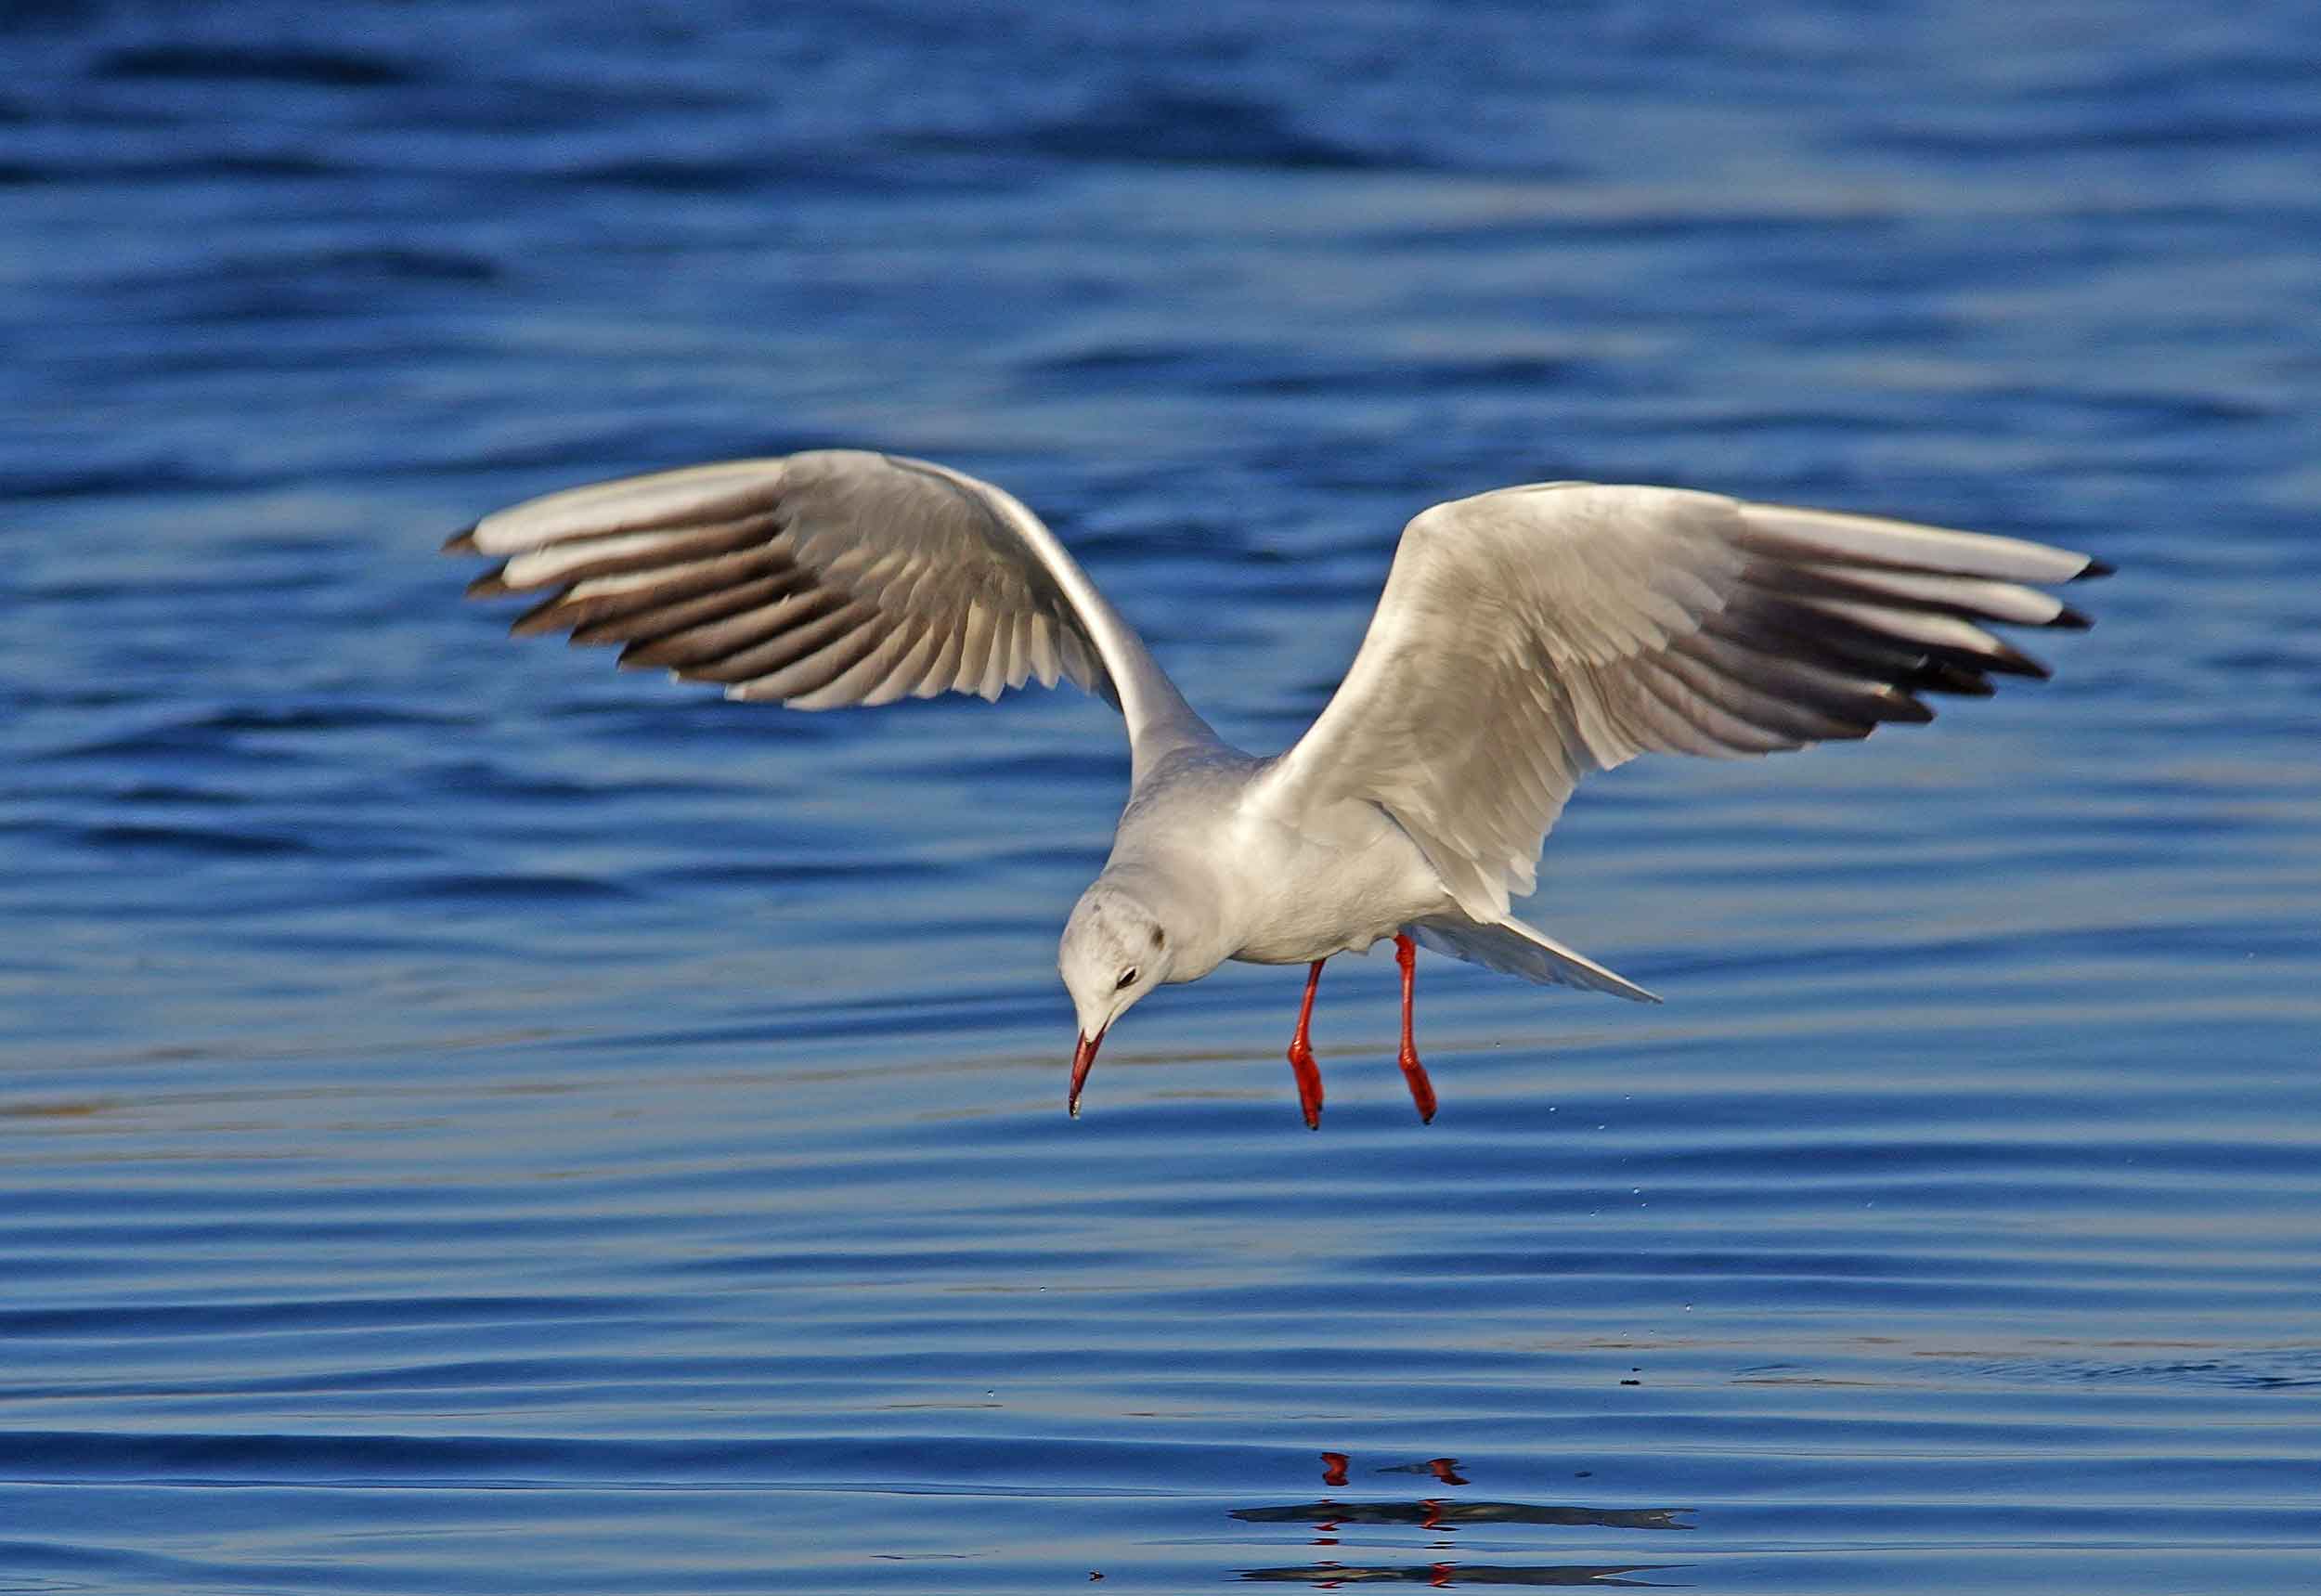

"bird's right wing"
[1258,482,2107,920]
[447,449,1212,768]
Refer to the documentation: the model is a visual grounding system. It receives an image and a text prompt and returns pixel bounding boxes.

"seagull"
[446,449,2105,1126]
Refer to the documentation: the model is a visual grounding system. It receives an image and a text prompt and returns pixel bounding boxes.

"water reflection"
[1236,1562,1672,1587]
[1234,1453,1689,1588]
[1233,1502,1690,1531]
[1375,1457,1471,1486]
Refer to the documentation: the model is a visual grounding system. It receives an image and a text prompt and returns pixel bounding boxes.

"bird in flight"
[447,450,2104,1126]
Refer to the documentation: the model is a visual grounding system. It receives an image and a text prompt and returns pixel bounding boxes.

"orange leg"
[1394,933,1437,1123]
[1287,958,1328,1129]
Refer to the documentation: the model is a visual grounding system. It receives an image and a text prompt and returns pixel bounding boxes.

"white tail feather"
[1409,915,1660,1004]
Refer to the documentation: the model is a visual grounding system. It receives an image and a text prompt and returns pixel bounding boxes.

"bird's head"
[1057,876,1173,1116]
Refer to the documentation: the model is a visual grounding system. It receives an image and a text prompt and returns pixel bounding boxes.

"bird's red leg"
[1287,958,1328,1129]
[1394,933,1437,1123]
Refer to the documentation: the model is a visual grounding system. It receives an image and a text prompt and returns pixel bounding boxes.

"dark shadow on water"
[1237,1563,1676,1587]
[1233,1453,1690,1589]
[1231,1502,1691,1532]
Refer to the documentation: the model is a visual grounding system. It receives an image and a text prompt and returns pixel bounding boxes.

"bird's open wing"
[1257,483,2107,919]
[447,450,1210,764]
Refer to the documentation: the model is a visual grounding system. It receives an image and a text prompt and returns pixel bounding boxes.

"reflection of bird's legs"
[1316,1448,1349,1546]
[1287,959,1328,1129]
[1394,934,1437,1123]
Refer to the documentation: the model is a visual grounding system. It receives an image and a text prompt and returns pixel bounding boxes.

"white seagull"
[447,450,2105,1126]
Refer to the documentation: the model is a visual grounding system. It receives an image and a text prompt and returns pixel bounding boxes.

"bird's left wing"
[1256,482,2107,920]
[447,449,1211,765]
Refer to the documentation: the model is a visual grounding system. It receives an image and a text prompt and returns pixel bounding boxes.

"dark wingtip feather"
[441,525,480,555]
[2074,557,2116,580]
[1879,689,1936,724]
[511,591,579,637]
[2051,604,2094,630]
[465,567,513,600]
[1911,660,1997,697]
[1984,642,2052,680]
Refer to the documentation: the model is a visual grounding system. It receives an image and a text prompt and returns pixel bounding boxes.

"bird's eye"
[1115,967,1138,990]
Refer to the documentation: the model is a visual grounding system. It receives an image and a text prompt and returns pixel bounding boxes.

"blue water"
[6,2,2320,1590]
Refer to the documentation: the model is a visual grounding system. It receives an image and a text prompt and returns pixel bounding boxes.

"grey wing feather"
[1262,483,2106,919]
[448,450,1213,767]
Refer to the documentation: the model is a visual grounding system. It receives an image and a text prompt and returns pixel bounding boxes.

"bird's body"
[449,448,2103,1124]
[1113,746,1443,971]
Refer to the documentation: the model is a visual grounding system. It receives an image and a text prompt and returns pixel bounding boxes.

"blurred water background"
[5,1,2319,1590]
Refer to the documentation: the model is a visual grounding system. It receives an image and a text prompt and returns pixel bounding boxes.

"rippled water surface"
[6,2,2320,1590]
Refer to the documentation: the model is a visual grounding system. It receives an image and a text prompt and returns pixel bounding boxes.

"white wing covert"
[447,450,1210,767]
[1262,483,2107,920]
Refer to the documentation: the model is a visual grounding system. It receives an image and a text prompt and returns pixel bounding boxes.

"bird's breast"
[1218,798,1452,966]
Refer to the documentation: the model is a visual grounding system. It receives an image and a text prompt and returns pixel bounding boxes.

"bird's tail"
[1407,914,1660,1004]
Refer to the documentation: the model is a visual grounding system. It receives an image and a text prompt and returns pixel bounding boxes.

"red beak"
[1069,1027,1105,1118]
